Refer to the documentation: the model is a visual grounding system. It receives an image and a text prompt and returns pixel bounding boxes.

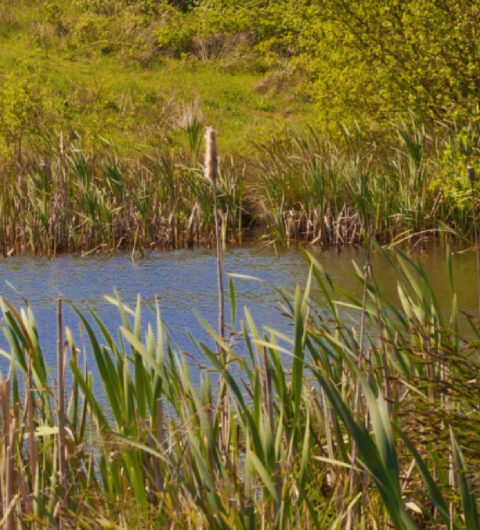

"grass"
[0,248,477,527]
[0,9,308,156]
[252,122,480,250]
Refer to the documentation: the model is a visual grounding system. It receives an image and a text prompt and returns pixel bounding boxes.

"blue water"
[0,245,476,400]
[0,247,312,385]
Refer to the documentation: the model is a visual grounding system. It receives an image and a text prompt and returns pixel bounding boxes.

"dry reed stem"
[205,126,229,456]
[205,128,225,343]
[468,166,480,316]
[5,417,14,530]
[205,127,225,343]
[26,355,37,495]
[0,379,10,528]
[347,254,371,529]
[57,298,66,528]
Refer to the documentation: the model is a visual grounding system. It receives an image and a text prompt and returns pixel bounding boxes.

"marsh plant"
[0,250,476,527]
[0,116,479,256]
[0,132,245,256]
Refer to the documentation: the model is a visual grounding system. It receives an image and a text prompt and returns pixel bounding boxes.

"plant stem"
[470,178,480,316]
[205,127,228,456]
[213,182,225,344]
[57,297,66,528]
[205,127,225,344]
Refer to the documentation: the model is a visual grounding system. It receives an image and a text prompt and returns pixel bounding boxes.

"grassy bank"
[0,249,477,527]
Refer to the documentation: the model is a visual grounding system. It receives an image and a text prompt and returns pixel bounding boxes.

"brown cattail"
[204,127,217,185]
[468,165,475,185]
[205,126,227,455]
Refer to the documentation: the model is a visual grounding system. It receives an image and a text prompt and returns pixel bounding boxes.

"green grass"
[0,2,311,156]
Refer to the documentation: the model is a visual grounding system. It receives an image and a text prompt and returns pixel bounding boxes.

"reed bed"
[0,133,244,256]
[0,117,479,255]
[253,121,478,249]
[0,250,477,527]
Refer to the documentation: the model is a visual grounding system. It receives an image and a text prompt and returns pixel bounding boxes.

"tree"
[0,73,46,161]
[309,0,480,129]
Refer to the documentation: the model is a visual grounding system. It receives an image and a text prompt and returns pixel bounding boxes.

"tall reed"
[468,165,480,315]
[205,126,225,342]
[56,297,66,528]
[0,133,244,256]
[2,119,480,255]
[0,250,476,527]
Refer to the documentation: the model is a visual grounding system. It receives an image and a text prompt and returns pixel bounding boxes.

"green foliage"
[2,0,480,143]
[153,8,196,56]
[0,73,46,150]
[305,1,480,129]
[432,116,480,202]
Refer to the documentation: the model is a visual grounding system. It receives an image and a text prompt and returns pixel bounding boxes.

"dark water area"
[0,245,477,397]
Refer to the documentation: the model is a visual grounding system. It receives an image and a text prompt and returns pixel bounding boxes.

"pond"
[0,245,477,390]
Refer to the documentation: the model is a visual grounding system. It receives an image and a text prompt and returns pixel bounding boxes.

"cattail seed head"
[205,126,217,185]
[468,165,475,185]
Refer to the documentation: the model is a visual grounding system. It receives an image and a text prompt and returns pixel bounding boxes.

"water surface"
[0,245,477,385]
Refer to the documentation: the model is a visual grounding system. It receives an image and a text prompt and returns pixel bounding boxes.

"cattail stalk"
[57,298,66,527]
[26,355,37,496]
[0,378,14,530]
[205,127,229,455]
[5,418,15,530]
[205,127,225,344]
[468,166,480,315]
